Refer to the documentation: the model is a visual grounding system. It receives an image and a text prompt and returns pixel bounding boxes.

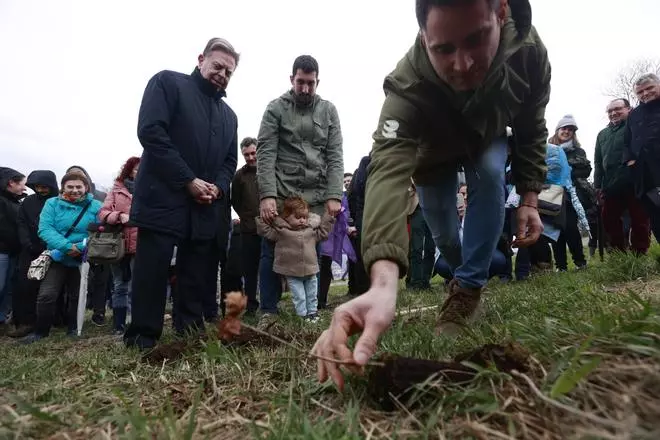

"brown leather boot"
[436,280,482,335]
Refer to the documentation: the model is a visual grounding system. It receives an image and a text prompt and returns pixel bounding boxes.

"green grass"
[1,249,660,439]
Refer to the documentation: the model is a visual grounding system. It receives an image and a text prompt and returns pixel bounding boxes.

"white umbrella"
[77,260,90,336]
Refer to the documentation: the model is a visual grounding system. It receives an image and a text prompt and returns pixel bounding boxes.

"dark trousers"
[240,233,261,313]
[641,194,660,244]
[318,255,333,309]
[407,207,435,289]
[88,263,110,318]
[552,204,586,270]
[35,262,80,336]
[12,250,40,327]
[219,234,243,317]
[124,228,214,347]
[515,235,553,280]
[349,235,369,296]
[602,190,651,254]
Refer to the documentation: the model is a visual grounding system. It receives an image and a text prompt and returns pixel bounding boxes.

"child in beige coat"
[256,196,335,322]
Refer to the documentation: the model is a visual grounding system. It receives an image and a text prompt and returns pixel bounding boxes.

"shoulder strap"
[64,201,92,238]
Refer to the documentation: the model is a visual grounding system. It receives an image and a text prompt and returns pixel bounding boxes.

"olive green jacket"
[256,90,344,216]
[362,0,550,276]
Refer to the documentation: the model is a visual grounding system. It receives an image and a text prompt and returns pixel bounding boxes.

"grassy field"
[1,249,660,439]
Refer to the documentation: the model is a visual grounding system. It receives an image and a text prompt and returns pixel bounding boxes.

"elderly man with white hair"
[623,73,660,242]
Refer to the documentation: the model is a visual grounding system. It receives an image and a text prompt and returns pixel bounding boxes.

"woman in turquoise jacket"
[21,172,101,344]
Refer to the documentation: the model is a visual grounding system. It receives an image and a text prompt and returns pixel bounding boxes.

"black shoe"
[7,325,35,338]
[19,333,45,345]
[124,335,156,351]
[91,314,105,326]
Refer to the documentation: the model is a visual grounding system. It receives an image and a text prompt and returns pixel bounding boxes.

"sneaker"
[306,314,320,324]
[91,314,105,326]
[256,313,277,332]
[7,325,34,339]
[435,280,482,336]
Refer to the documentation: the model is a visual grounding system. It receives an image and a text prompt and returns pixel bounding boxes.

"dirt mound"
[367,342,531,410]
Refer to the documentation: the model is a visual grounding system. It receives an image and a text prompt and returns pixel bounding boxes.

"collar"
[191,67,226,100]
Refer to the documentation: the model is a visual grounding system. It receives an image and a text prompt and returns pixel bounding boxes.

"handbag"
[86,221,125,264]
[27,200,92,280]
[538,184,564,216]
[27,250,52,281]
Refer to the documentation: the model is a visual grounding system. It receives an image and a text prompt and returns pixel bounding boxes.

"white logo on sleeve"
[382,120,399,139]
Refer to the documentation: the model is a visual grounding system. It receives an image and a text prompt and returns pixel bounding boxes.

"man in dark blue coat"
[623,73,660,243]
[125,37,239,349]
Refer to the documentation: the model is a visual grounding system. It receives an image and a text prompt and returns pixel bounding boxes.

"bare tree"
[604,58,660,106]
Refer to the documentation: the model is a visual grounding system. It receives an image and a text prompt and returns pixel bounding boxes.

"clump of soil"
[367,342,531,410]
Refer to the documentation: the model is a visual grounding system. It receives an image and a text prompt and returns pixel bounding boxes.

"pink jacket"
[99,181,137,254]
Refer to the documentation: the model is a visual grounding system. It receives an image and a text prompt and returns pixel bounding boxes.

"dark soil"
[367,342,531,410]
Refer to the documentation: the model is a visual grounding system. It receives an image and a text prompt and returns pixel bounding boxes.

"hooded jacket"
[66,165,107,202]
[255,213,335,277]
[0,167,26,254]
[361,0,550,276]
[256,90,344,215]
[18,170,59,256]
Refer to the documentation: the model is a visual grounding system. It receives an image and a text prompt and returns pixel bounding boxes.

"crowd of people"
[1,0,659,391]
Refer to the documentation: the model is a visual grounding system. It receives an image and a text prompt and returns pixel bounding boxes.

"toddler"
[256,196,334,322]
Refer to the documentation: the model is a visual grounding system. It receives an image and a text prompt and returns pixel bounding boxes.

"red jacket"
[99,181,138,254]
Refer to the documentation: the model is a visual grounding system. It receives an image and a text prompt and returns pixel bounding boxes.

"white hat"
[555,114,578,132]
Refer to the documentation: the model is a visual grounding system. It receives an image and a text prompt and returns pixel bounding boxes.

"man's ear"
[290,75,295,86]
[197,54,204,68]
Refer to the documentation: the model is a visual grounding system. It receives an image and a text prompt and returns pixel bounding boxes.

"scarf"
[559,139,575,151]
[123,178,135,194]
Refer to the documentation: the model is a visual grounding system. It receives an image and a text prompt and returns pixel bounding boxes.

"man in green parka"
[314,0,550,390]
[256,55,344,325]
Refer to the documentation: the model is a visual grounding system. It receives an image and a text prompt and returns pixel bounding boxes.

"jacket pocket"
[312,117,329,147]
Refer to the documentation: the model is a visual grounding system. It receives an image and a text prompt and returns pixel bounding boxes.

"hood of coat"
[26,170,59,196]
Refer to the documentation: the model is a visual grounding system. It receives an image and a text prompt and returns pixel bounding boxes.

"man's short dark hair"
[415,0,499,29]
[344,172,353,178]
[240,137,258,149]
[292,55,319,77]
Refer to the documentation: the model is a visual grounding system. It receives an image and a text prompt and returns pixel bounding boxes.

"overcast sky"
[1,0,659,190]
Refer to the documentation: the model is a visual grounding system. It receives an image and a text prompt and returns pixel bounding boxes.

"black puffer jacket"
[0,167,26,255]
[18,170,59,256]
[563,143,597,220]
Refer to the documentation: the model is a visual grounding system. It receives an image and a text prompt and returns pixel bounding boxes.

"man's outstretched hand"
[312,260,398,391]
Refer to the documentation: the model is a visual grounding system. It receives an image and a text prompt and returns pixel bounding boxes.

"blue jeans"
[259,239,322,314]
[434,249,508,281]
[417,137,507,289]
[286,275,318,317]
[110,255,134,310]
[0,253,17,322]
